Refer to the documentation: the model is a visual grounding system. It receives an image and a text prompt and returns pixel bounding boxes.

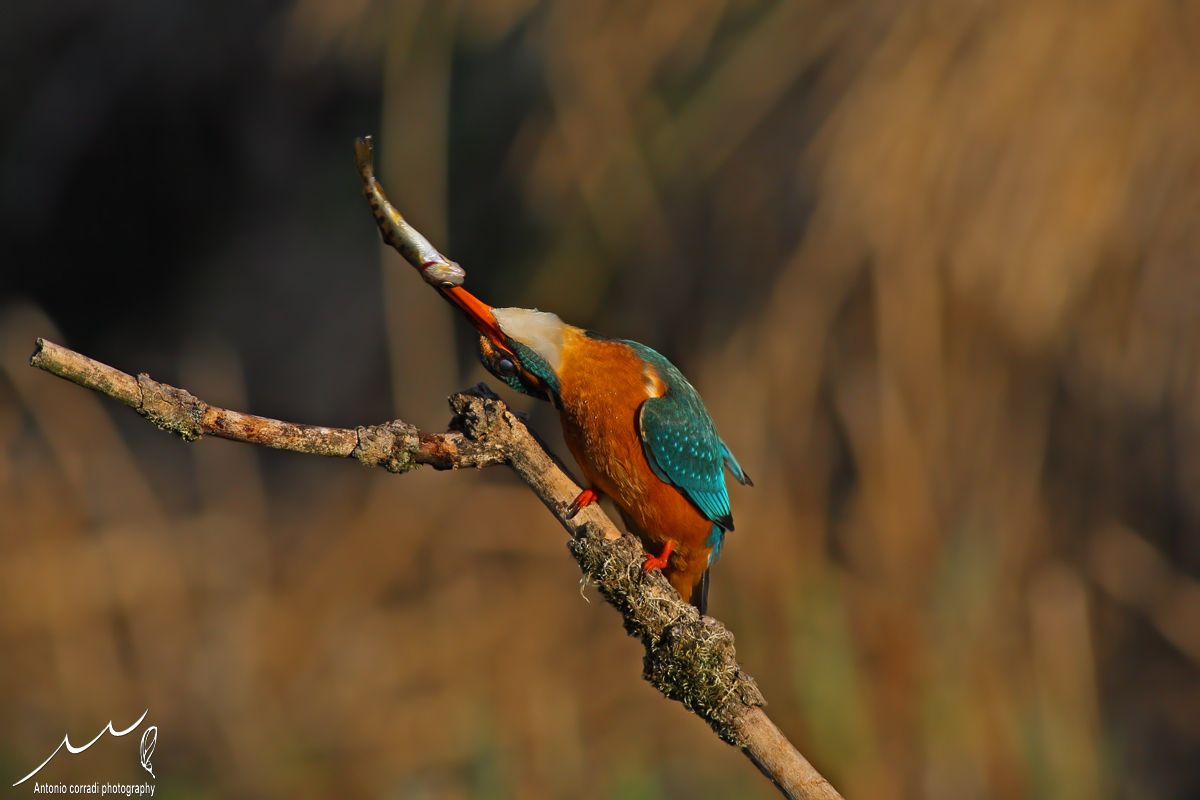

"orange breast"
[556,328,714,599]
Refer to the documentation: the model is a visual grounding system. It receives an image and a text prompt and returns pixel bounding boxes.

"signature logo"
[139,726,157,778]
[12,710,152,786]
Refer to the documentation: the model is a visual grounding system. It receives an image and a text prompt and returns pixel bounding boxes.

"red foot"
[643,540,675,572]
[566,487,601,519]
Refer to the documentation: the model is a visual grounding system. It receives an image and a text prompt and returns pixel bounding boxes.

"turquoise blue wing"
[631,344,735,531]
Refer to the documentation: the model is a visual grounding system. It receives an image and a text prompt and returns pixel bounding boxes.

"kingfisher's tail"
[720,441,753,486]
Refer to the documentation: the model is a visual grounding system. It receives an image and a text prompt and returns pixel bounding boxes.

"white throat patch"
[492,308,565,373]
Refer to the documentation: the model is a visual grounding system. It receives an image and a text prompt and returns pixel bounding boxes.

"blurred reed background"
[3,0,1200,797]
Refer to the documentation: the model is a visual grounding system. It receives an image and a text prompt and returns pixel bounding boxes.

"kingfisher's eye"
[498,359,517,376]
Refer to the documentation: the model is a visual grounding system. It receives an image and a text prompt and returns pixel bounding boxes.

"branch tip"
[448,383,507,441]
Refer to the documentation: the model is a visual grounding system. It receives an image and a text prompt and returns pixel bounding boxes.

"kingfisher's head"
[441,286,564,401]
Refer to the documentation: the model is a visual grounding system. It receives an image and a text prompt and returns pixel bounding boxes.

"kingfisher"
[351,135,749,613]
[439,285,751,614]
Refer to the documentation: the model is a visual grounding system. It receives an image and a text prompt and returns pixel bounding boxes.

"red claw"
[642,540,675,572]
[566,487,601,519]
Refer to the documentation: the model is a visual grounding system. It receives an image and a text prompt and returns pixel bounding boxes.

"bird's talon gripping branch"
[643,540,675,572]
[566,486,600,519]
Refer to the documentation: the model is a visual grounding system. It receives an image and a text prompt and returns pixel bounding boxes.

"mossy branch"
[29,339,841,800]
[22,135,843,800]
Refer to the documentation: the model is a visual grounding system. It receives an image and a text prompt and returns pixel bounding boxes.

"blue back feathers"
[628,342,747,533]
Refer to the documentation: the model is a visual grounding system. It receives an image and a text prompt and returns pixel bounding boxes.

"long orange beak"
[440,286,513,354]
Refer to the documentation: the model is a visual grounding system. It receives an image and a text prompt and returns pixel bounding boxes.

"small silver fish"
[354,136,466,288]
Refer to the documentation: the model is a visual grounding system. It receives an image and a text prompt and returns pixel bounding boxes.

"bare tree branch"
[21,133,844,799]
[29,338,842,800]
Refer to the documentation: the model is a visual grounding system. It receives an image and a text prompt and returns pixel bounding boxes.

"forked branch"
[30,341,841,800]
[25,137,843,800]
